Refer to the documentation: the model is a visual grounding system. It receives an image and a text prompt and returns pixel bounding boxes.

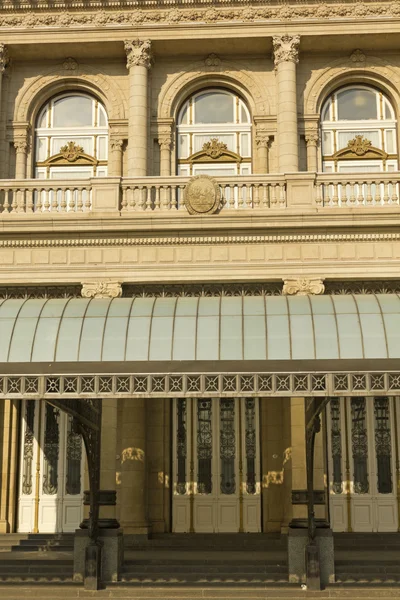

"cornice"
[1,1,400,28]
[1,231,400,249]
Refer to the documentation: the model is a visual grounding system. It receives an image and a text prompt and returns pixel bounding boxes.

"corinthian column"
[273,35,300,173]
[124,39,152,176]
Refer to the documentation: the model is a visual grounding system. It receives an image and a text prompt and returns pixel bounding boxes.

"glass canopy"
[0,294,399,363]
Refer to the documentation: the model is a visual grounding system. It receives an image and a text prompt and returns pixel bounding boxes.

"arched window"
[34,93,108,179]
[321,86,397,173]
[177,89,252,177]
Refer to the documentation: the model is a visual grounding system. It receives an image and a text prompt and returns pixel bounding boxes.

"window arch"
[176,89,252,177]
[34,93,109,179]
[321,85,397,173]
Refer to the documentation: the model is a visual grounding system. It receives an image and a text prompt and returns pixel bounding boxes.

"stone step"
[2,585,400,600]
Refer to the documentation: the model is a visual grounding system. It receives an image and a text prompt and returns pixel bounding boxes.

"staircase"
[0,534,74,583]
[334,533,400,585]
[120,533,289,586]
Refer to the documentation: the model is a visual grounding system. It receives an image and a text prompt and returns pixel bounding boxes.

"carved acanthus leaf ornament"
[0,43,9,73]
[124,39,152,69]
[273,35,300,66]
[3,3,400,29]
[282,278,325,296]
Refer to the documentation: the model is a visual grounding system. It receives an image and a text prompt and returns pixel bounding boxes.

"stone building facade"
[0,0,400,585]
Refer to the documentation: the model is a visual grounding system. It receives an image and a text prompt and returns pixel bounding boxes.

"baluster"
[170,184,178,210]
[179,185,186,210]
[128,187,135,211]
[253,184,260,210]
[77,187,83,212]
[84,187,91,211]
[16,188,25,213]
[220,184,227,209]
[145,186,152,210]
[2,188,10,213]
[391,180,399,204]
[356,181,364,206]
[68,189,75,212]
[138,186,145,210]
[11,188,18,213]
[270,183,278,208]
[43,187,50,212]
[262,184,268,209]
[51,188,58,212]
[228,184,234,209]
[238,184,244,209]
[331,182,339,206]
[375,180,382,205]
[36,189,44,212]
[383,181,390,205]
[366,182,373,205]
[154,185,161,211]
[60,188,67,213]
[315,182,323,207]
[161,185,169,210]
[279,184,286,208]
[121,186,128,211]
[348,182,356,205]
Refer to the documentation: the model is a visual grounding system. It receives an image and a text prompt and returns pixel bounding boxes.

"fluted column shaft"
[273,35,300,173]
[125,40,152,177]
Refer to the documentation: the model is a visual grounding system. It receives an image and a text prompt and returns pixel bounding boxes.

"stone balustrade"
[0,173,399,216]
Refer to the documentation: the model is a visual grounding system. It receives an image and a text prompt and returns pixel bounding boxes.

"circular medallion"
[183,175,221,215]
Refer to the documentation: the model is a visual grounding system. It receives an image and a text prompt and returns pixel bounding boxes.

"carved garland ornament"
[3,3,400,28]
[183,175,222,215]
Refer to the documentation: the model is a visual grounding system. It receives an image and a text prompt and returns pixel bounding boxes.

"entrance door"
[18,400,85,533]
[172,398,261,533]
[327,396,399,532]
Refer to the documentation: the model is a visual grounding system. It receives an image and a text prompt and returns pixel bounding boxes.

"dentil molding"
[0,232,400,249]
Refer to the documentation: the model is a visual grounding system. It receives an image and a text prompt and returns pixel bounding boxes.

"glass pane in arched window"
[194,92,234,123]
[337,89,377,120]
[53,96,93,127]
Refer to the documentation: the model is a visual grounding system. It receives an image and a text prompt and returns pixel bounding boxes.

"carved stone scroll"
[282,278,325,296]
[81,281,123,299]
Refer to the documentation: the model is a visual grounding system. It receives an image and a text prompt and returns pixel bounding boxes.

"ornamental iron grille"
[197,399,212,495]
[219,399,236,495]
[374,397,393,494]
[330,398,343,494]
[245,398,257,495]
[351,398,369,494]
[176,399,187,496]
[65,415,83,496]
[42,404,60,495]
[22,401,35,495]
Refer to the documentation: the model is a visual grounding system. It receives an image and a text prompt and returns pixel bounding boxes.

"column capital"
[255,129,271,149]
[110,138,124,152]
[282,278,325,296]
[0,43,9,74]
[124,39,153,70]
[13,139,28,154]
[305,132,319,147]
[272,35,300,67]
[158,132,172,151]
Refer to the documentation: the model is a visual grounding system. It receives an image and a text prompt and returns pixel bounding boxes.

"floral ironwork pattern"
[374,397,393,494]
[65,415,82,496]
[42,404,60,495]
[22,401,35,495]
[351,398,369,494]
[176,399,187,495]
[330,398,343,494]
[197,399,212,494]
[245,398,257,494]
[220,399,236,495]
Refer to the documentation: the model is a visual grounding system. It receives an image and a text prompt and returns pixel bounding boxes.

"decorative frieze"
[282,278,325,296]
[2,3,400,28]
[81,281,122,299]
[1,371,399,399]
[0,43,9,73]
[272,35,300,66]
[124,39,152,70]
